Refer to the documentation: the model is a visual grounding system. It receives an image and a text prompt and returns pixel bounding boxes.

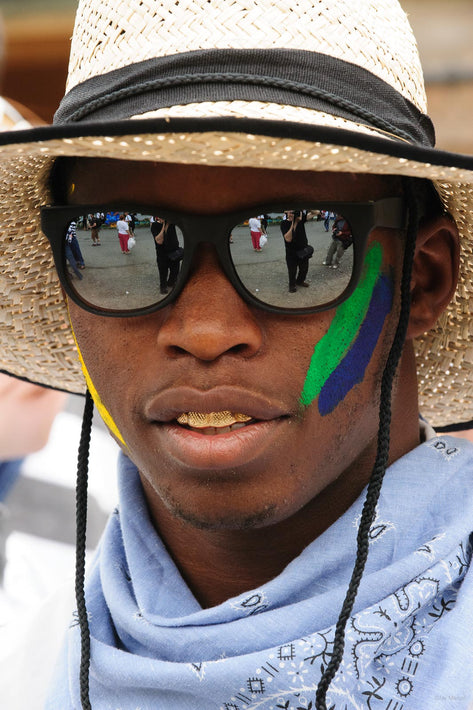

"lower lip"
[155,418,287,470]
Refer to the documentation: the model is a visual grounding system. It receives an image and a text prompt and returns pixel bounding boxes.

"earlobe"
[407,214,460,339]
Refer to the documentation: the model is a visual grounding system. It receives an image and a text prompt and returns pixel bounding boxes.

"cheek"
[67,302,133,446]
[300,241,395,415]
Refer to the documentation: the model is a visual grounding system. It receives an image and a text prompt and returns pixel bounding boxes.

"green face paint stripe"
[300,241,383,407]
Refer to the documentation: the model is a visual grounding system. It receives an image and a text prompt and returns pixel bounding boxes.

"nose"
[156,245,264,361]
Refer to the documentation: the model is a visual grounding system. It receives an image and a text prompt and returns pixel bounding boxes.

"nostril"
[164,338,256,361]
[159,327,262,361]
[230,343,249,355]
[170,345,190,356]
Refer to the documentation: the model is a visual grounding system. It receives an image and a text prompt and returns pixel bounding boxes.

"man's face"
[66,159,404,531]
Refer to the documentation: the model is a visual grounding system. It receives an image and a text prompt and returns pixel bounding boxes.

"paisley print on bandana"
[46,437,473,710]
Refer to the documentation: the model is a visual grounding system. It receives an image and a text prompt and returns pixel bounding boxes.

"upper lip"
[144,386,289,423]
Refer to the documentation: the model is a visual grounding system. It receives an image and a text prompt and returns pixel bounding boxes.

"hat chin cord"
[75,389,94,710]
[315,178,419,709]
[73,180,419,710]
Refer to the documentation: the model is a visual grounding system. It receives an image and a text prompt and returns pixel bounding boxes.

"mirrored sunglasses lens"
[64,208,354,312]
[230,209,354,308]
[64,212,184,311]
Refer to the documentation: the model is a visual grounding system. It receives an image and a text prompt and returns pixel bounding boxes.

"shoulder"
[280,220,291,234]
[384,434,473,544]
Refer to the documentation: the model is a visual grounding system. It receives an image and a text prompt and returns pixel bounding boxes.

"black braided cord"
[315,180,420,709]
[76,389,94,710]
[67,73,415,144]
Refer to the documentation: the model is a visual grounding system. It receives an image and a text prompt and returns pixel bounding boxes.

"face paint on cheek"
[318,271,393,415]
[67,306,126,447]
[300,242,393,415]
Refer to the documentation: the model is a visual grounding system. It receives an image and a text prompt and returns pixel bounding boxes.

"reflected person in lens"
[151,216,182,295]
[323,213,353,269]
[280,209,314,292]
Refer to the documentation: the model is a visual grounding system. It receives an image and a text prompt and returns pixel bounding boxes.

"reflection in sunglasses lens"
[65,208,353,311]
[231,210,353,308]
[67,212,184,311]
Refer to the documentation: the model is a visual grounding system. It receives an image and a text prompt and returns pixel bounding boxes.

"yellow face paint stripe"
[67,303,126,446]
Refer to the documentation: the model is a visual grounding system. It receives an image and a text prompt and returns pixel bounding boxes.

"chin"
[166,499,278,532]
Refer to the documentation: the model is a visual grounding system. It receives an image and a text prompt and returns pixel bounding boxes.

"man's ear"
[406,214,460,339]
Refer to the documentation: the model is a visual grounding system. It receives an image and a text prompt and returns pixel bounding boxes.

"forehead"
[59,157,402,212]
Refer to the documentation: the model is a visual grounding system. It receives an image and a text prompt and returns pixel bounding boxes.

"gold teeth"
[177,411,252,428]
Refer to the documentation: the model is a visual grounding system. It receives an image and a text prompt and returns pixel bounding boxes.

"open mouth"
[156,400,289,469]
[176,411,255,435]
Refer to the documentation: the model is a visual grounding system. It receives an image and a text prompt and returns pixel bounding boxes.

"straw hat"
[1,0,473,426]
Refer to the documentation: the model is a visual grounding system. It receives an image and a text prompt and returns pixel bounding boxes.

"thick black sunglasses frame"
[41,197,406,317]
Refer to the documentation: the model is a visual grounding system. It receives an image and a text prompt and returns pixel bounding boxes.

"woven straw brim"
[1,117,473,426]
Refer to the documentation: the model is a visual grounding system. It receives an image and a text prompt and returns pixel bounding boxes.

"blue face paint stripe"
[300,243,383,407]
[317,272,394,416]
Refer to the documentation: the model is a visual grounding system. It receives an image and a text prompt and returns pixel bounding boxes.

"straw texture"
[135,102,408,141]
[67,0,427,113]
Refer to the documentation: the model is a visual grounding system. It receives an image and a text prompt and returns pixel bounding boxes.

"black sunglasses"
[40,198,406,317]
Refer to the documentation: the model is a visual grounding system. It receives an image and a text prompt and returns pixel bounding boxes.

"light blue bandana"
[47,435,473,709]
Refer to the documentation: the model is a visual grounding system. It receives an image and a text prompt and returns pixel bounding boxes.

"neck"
[140,346,421,608]
[143,464,372,607]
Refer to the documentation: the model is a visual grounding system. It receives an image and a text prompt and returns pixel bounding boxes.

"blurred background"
[0,0,472,153]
